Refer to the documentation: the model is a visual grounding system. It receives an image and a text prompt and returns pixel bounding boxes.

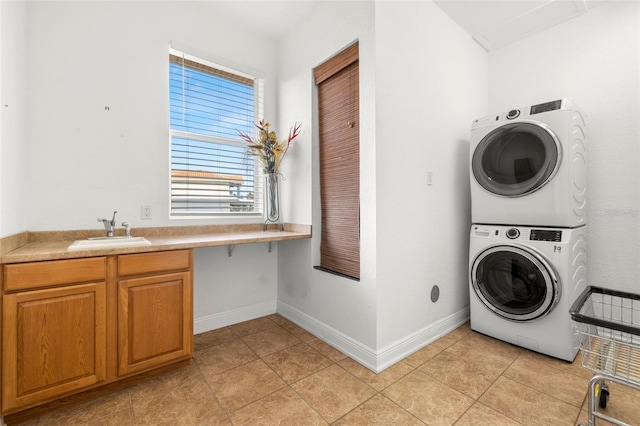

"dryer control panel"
[530,99,563,115]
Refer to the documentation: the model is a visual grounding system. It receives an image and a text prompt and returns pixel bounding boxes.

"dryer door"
[472,122,561,197]
[471,244,559,321]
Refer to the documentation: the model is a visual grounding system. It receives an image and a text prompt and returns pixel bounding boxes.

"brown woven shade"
[314,42,360,280]
[314,42,359,85]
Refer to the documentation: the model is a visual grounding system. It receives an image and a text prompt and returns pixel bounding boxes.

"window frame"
[168,48,265,219]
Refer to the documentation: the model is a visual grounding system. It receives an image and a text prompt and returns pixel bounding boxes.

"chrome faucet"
[98,211,117,237]
[122,222,131,238]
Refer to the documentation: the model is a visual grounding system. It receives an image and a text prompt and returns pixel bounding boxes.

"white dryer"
[469,224,587,361]
[470,98,586,227]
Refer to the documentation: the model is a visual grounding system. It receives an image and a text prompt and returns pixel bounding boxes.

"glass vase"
[264,172,284,231]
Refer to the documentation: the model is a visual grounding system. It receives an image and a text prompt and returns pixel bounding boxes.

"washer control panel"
[506,109,520,120]
[530,229,562,242]
[506,228,520,239]
[471,225,565,243]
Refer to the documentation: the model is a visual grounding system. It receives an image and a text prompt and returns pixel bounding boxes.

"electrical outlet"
[141,204,152,220]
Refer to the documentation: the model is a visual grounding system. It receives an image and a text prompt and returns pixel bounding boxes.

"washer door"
[472,122,561,197]
[471,244,560,321]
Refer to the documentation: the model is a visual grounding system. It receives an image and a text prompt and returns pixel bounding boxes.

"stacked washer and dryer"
[468,99,588,361]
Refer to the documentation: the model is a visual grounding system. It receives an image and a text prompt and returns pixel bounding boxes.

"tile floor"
[13,314,640,425]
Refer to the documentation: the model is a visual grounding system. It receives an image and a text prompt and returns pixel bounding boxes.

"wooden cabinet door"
[118,271,192,376]
[2,283,107,412]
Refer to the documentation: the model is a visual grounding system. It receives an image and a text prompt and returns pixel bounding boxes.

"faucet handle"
[122,222,131,237]
[98,213,117,237]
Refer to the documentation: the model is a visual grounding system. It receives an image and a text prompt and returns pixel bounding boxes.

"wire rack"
[570,286,640,426]
[579,331,640,385]
[572,287,640,384]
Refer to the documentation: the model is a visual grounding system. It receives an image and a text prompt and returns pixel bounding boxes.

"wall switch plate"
[141,204,152,220]
[427,171,433,186]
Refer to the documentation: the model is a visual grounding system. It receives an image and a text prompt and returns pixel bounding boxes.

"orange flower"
[238,120,301,174]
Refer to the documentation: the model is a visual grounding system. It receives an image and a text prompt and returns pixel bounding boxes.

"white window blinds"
[169,49,264,217]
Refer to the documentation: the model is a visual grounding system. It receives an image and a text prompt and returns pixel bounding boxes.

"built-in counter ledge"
[0,223,312,264]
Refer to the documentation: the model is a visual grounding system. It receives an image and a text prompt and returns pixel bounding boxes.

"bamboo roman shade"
[314,42,360,280]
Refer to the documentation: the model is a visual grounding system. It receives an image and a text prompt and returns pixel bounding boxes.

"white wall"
[24,1,277,231]
[373,1,487,353]
[277,1,379,357]
[193,243,278,333]
[488,1,640,293]
[0,1,28,238]
[276,0,488,371]
[20,1,282,329]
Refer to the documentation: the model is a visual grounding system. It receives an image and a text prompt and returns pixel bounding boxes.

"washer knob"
[506,109,520,119]
[506,228,520,239]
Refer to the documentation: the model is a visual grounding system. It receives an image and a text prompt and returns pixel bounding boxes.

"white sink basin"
[68,236,151,251]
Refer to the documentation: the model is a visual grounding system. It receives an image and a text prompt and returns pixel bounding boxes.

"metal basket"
[570,286,640,386]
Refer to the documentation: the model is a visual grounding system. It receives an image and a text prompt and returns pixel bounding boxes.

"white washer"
[470,98,587,227]
[469,224,587,361]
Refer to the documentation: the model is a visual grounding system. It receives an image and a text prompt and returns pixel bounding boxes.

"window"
[314,42,360,280]
[169,49,263,217]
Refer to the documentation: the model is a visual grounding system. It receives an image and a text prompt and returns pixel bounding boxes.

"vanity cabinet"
[1,250,193,416]
[117,250,193,376]
[2,258,108,412]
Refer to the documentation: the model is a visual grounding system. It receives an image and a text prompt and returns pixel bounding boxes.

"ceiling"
[198,1,321,41]
[202,0,608,50]
[433,0,609,50]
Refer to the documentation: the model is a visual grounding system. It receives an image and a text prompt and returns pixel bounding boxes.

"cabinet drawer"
[3,257,106,291]
[118,250,191,277]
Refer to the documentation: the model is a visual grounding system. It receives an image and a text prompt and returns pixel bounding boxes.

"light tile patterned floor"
[13,314,640,425]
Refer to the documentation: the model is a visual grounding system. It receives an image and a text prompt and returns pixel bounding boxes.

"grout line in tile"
[190,352,234,424]
[497,355,585,408]
[126,388,135,426]
[288,384,332,424]
[468,351,533,425]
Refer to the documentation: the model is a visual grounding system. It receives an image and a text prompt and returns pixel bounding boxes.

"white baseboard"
[277,301,469,373]
[375,307,470,371]
[277,301,379,369]
[194,301,277,334]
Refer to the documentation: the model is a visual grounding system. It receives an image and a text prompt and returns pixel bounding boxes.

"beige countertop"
[1,223,312,263]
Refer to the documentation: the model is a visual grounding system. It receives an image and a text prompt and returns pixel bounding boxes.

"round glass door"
[472,122,561,197]
[471,245,559,321]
